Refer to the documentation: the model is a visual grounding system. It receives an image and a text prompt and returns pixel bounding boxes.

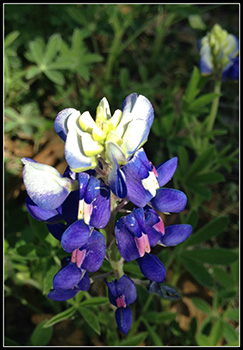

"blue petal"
[151,188,187,213]
[89,182,111,228]
[48,288,80,301]
[223,56,239,81]
[116,275,137,306]
[47,222,67,241]
[61,220,91,253]
[108,158,127,199]
[148,282,181,300]
[54,108,80,142]
[158,224,192,246]
[84,176,100,203]
[77,271,90,291]
[123,210,142,238]
[115,218,140,261]
[156,157,178,187]
[105,280,118,306]
[137,253,166,282]
[78,172,90,200]
[115,307,132,335]
[81,230,106,272]
[25,196,62,223]
[59,190,80,225]
[123,149,154,207]
[53,263,82,290]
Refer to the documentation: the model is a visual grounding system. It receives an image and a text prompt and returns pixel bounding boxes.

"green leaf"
[181,255,214,287]
[30,320,53,346]
[27,213,49,240]
[189,92,221,111]
[29,40,44,66]
[118,332,148,346]
[146,311,177,324]
[213,266,234,288]
[222,320,239,344]
[185,209,198,228]
[189,172,225,185]
[182,249,238,265]
[183,216,229,247]
[142,318,163,346]
[4,31,20,48]
[44,70,65,85]
[79,297,109,307]
[191,297,211,314]
[78,306,100,335]
[183,66,201,103]
[224,308,239,322]
[25,66,42,79]
[178,146,189,175]
[196,333,212,346]
[209,319,223,346]
[188,183,212,200]
[186,146,215,178]
[44,307,76,328]
[43,34,62,65]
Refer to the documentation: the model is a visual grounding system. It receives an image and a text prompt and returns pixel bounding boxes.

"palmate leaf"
[30,320,53,346]
[44,307,76,328]
[42,34,62,65]
[78,306,101,335]
[182,248,238,265]
[181,255,214,288]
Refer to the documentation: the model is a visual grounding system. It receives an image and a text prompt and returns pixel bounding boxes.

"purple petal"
[106,280,118,306]
[144,207,164,247]
[54,108,80,142]
[21,158,72,210]
[223,56,239,81]
[61,220,91,253]
[48,288,80,301]
[156,157,178,187]
[78,172,90,199]
[47,222,67,241]
[108,158,127,199]
[25,196,62,223]
[81,230,106,272]
[115,306,132,335]
[123,149,154,207]
[115,218,140,261]
[116,275,137,306]
[77,271,90,291]
[137,253,166,282]
[158,224,192,246]
[59,190,79,225]
[89,183,111,228]
[151,188,187,213]
[53,263,82,290]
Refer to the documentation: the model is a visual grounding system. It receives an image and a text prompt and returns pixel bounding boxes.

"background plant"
[4,3,239,346]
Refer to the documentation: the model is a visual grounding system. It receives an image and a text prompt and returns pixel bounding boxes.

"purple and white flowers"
[21,93,192,335]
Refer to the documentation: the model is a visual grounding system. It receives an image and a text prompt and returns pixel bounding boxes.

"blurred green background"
[4,4,239,346]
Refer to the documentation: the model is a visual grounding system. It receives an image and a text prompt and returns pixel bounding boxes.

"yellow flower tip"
[110,109,122,128]
[105,130,123,146]
[92,125,106,142]
[96,97,111,124]
[79,111,96,133]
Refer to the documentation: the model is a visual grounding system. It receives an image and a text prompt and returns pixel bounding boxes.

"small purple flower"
[122,148,187,213]
[48,229,106,301]
[106,275,137,335]
[115,207,166,282]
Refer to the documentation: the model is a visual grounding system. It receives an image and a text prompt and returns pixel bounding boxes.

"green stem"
[206,79,222,133]
[202,79,222,150]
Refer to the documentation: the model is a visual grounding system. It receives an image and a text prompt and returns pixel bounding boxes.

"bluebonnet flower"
[48,228,106,301]
[21,92,193,336]
[115,207,192,282]
[106,275,137,334]
[198,24,239,80]
[122,148,187,213]
[148,281,181,300]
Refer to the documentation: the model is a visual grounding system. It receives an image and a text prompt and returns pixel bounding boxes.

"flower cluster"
[198,24,239,80]
[21,93,192,335]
